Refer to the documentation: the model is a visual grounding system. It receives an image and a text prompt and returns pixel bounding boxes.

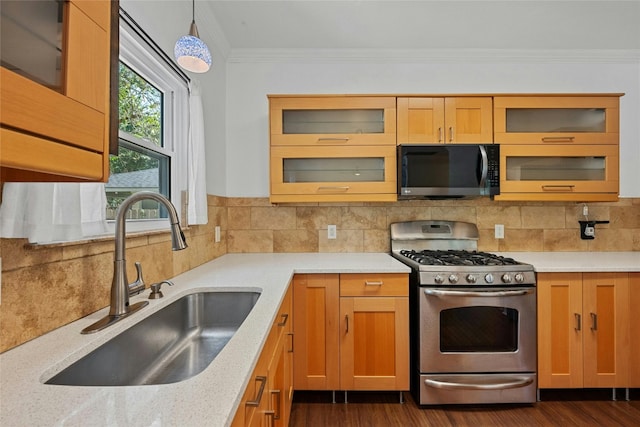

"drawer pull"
[287,332,294,353]
[317,137,350,143]
[246,375,267,406]
[345,314,349,333]
[542,185,575,192]
[541,136,575,143]
[271,389,282,420]
[277,313,289,327]
[591,312,598,331]
[365,281,383,286]
[317,186,350,193]
[575,313,581,331]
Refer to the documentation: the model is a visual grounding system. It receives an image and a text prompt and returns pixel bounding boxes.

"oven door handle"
[425,376,534,391]
[424,288,533,298]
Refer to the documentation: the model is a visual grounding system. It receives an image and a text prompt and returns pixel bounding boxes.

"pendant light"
[174,0,211,73]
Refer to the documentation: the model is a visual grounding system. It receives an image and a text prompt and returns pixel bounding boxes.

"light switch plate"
[495,224,505,239]
[214,226,221,243]
[328,225,337,239]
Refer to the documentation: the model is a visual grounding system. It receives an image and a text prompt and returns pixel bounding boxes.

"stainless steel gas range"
[390,220,537,405]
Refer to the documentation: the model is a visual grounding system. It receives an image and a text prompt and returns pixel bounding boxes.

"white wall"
[225,57,640,198]
[120,0,228,196]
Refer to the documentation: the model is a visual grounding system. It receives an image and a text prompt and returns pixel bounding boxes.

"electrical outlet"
[327,225,337,240]
[495,224,505,239]
[214,226,221,243]
[582,204,589,217]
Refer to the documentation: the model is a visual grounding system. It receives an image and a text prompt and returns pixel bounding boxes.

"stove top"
[398,249,521,267]
[390,220,536,286]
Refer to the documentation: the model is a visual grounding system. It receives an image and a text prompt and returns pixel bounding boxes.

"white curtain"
[0,183,108,243]
[187,79,208,225]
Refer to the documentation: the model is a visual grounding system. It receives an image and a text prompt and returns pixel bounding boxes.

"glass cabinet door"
[497,145,619,201]
[270,96,397,146]
[494,96,620,144]
[270,146,397,202]
[1,0,64,90]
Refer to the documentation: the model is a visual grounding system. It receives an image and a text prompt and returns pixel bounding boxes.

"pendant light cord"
[192,0,195,22]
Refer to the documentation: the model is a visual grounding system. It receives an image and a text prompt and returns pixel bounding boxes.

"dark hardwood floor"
[290,389,640,426]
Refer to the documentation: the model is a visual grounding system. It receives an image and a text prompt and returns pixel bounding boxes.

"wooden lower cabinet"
[537,272,630,389]
[630,273,640,388]
[232,285,293,427]
[293,273,409,392]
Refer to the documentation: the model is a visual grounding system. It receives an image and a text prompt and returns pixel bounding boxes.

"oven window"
[440,306,518,352]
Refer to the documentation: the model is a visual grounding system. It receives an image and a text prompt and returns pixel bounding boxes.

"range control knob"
[448,274,459,284]
[434,274,445,284]
[515,273,525,283]
[501,273,512,283]
[466,274,477,284]
[485,273,494,284]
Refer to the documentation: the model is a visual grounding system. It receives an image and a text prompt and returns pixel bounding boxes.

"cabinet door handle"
[317,137,350,143]
[574,313,581,331]
[541,136,575,143]
[542,185,575,192]
[345,314,349,333]
[271,389,282,420]
[265,410,276,427]
[246,375,267,406]
[277,313,289,327]
[317,186,350,193]
[365,280,383,286]
[438,127,443,142]
[591,312,598,331]
[449,126,454,142]
[287,332,294,353]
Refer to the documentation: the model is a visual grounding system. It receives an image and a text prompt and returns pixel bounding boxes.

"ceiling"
[204,0,640,51]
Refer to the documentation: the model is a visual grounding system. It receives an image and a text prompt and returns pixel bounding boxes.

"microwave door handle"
[478,145,488,188]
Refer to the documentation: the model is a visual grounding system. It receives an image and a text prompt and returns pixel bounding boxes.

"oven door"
[419,286,536,373]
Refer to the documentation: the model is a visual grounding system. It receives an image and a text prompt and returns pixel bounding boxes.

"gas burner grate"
[399,249,520,267]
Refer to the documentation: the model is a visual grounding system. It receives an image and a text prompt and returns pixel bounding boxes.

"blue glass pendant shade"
[174,21,211,73]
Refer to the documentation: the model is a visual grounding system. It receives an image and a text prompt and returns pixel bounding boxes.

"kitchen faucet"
[82,192,188,334]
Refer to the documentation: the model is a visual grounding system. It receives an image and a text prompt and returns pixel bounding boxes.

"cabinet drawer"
[340,273,408,297]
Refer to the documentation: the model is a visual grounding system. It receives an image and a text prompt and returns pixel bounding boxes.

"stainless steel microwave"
[398,144,500,199]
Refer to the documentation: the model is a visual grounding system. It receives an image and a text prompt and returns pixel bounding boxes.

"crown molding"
[226,48,640,64]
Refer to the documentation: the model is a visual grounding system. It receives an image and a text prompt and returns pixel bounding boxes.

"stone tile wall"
[227,197,640,253]
[0,196,227,353]
[1,195,638,352]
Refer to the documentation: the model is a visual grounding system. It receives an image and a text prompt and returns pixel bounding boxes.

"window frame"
[108,21,189,234]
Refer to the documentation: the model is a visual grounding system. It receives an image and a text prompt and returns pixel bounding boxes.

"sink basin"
[46,291,260,386]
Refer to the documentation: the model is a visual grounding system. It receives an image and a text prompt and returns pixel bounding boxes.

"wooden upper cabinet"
[397,97,493,144]
[1,0,116,182]
[494,95,621,145]
[269,96,396,146]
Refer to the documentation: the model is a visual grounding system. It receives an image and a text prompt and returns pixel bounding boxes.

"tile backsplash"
[1,196,638,352]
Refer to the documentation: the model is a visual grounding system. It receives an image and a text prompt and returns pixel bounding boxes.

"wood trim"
[630,273,640,388]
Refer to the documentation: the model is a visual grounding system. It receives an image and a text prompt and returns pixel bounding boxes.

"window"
[107,18,189,232]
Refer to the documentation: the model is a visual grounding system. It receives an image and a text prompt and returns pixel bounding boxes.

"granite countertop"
[0,253,410,427]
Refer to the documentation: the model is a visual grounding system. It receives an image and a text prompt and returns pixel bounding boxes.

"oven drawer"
[340,273,408,297]
[418,373,537,405]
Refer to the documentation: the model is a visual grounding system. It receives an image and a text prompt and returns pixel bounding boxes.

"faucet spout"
[82,192,188,334]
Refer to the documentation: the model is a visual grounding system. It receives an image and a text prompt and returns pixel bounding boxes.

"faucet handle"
[128,262,145,296]
[149,280,174,299]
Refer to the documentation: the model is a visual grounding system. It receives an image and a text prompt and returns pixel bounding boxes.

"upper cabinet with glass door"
[269,96,396,146]
[397,97,493,144]
[0,0,115,182]
[494,95,621,145]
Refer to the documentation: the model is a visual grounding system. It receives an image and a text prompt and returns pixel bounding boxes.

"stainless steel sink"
[46,291,260,386]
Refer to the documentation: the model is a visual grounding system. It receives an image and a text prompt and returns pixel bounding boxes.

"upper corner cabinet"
[1,0,115,182]
[269,96,397,146]
[397,97,493,145]
[493,95,622,145]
